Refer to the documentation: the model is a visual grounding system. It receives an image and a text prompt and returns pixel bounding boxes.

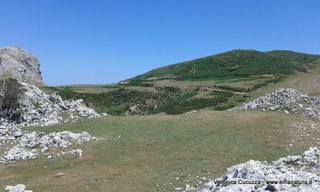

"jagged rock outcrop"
[0,46,43,85]
[194,147,320,192]
[232,88,320,118]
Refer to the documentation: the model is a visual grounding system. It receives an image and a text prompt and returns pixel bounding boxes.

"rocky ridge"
[232,88,320,118]
[0,46,43,85]
[0,78,100,162]
[193,147,320,192]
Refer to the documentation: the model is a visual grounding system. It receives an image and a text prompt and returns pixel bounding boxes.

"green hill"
[127,50,320,84]
[47,49,320,115]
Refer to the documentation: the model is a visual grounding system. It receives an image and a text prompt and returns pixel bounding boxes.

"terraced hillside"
[45,50,320,115]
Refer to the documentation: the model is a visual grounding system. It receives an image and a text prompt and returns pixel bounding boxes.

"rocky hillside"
[0,47,101,163]
[0,46,43,85]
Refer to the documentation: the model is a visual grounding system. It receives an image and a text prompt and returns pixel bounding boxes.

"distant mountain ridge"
[127,49,320,85]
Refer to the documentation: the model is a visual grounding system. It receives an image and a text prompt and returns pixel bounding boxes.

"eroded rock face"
[195,147,320,192]
[0,46,43,85]
[232,88,320,118]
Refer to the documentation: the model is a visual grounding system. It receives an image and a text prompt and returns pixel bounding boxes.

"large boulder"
[0,46,43,85]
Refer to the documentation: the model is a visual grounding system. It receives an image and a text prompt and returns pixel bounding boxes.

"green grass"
[1,111,318,192]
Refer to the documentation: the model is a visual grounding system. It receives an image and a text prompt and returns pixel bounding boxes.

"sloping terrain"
[1,111,320,192]
[46,50,320,116]
[127,50,320,83]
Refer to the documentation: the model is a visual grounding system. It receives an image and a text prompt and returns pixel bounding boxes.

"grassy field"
[1,111,319,192]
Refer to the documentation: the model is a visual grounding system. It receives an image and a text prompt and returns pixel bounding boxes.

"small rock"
[54,172,65,177]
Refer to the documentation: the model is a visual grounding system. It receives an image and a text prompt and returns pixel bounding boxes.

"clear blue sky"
[0,0,319,85]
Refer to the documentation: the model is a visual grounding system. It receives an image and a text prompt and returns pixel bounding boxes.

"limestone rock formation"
[0,46,43,85]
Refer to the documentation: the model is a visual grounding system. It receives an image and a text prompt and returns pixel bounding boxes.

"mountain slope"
[127,50,320,84]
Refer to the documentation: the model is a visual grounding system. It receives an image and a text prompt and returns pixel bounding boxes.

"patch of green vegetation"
[250,75,283,91]
[216,75,283,93]
[152,90,234,114]
[215,85,250,92]
[46,86,180,115]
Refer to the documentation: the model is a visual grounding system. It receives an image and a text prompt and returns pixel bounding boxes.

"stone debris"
[5,184,32,192]
[0,131,93,162]
[0,78,99,162]
[191,147,320,192]
[4,146,37,161]
[233,88,320,118]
